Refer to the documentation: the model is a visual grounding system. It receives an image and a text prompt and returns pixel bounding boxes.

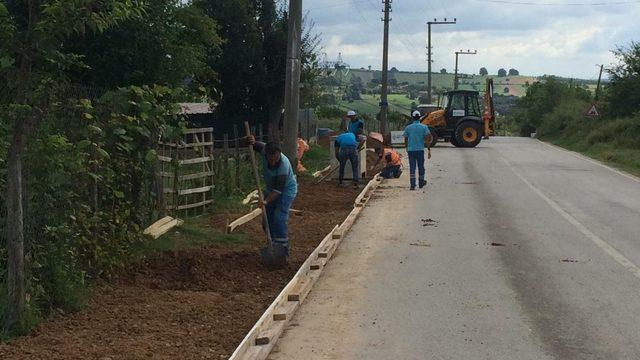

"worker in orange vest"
[380,148,403,179]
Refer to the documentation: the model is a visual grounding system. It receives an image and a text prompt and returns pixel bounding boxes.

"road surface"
[269,137,640,360]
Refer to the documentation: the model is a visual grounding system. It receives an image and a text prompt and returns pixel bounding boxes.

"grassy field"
[340,69,596,98]
[336,94,414,117]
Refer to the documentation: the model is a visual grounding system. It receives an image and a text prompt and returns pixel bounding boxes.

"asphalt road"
[269,137,640,360]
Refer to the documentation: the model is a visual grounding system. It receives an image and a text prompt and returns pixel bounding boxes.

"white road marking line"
[537,140,640,184]
[501,157,640,280]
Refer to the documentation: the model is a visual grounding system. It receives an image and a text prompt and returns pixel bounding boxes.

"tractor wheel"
[428,127,438,148]
[449,136,459,147]
[454,122,482,148]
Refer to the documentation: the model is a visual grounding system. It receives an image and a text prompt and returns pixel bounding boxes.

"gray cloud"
[305,0,639,78]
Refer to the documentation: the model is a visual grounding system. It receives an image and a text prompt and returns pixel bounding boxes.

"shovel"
[244,122,288,268]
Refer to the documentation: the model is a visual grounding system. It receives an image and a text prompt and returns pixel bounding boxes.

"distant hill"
[321,68,597,118]
[345,68,596,98]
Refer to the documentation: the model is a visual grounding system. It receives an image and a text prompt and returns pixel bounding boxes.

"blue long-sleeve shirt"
[348,119,364,136]
[252,142,298,197]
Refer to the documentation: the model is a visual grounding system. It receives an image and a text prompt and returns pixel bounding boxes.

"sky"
[303,0,640,79]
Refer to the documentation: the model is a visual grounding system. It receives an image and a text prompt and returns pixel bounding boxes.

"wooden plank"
[178,156,213,165]
[143,217,184,239]
[228,175,383,360]
[183,127,213,134]
[159,141,214,148]
[312,164,332,178]
[178,185,212,196]
[158,155,172,162]
[353,174,380,207]
[227,208,262,233]
[143,216,173,236]
[176,199,212,211]
[178,171,214,181]
[242,190,259,205]
[230,227,337,360]
[160,171,173,178]
[273,301,298,322]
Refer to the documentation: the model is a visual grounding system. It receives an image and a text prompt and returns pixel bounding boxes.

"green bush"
[585,115,640,149]
[0,85,186,333]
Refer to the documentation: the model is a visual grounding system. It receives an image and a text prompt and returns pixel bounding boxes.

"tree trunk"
[267,97,283,142]
[3,137,26,335]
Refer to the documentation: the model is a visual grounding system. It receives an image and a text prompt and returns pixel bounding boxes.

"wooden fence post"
[233,125,241,191]
[223,133,229,193]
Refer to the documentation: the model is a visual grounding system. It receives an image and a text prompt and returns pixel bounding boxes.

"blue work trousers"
[338,146,359,183]
[381,164,402,179]
[407,150,425,188]
[264,192,295,255]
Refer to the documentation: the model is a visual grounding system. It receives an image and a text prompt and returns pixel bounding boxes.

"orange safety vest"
[383,148,402,166]
[296,138,310,173]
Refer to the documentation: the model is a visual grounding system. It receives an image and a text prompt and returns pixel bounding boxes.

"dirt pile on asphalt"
[0,178,361,360]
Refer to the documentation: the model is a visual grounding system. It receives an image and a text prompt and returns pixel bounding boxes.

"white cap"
[412,110,421,117]
[347,110,357,116]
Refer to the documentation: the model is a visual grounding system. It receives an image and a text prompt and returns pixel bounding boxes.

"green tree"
[479,67,488,76]
[498,68,507,77]
[605,42,640,117]
[508,68,520,76]
[199,0,321,138]
[0,0,144,335]
[198,0,263,126]
[66,0,221,94]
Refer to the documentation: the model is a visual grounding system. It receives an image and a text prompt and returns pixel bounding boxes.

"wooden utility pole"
[595,64,604,101]
[283,0,302,171]
[379,0,391,135]
[454,49,477,90]
[426,18,456,103]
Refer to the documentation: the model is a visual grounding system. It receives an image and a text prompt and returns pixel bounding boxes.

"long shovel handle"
[244,122,273,249]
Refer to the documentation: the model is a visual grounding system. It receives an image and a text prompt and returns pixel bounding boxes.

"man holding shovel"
[248,135,297,266]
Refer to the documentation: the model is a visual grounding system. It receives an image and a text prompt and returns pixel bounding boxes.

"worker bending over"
[334,131,363,187]
[403,110,433,190]
[380,148,403,179]
[248,136,298,258]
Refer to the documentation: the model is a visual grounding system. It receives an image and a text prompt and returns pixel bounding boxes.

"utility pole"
[595,64,604,102]
[454,49,477,90]
[283,0,302,171]
[379,0,391,135]
[426,18,456,103]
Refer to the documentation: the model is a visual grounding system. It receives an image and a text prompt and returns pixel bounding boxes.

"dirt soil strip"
[229,175,383,360]
[0,179,363,360]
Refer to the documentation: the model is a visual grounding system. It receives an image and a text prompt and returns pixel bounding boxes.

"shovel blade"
[260,244,288,269]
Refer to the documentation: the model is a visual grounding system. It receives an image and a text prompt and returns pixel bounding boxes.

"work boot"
[419,180,427,189]
[410,185,416,191]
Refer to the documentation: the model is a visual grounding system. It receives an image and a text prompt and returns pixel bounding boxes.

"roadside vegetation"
[0,0,323,337]
[503,42,640,176]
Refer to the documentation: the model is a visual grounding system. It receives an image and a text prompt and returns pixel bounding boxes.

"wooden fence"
[159,126,267,216]
[159,127,215,215]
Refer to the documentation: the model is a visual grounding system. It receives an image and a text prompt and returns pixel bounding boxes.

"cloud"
[306,0,639,78]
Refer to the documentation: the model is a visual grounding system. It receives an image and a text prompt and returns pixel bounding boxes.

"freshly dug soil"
[0,178,362,359]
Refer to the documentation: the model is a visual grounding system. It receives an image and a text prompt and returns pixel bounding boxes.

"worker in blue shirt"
[346,110,364,136]
[248,136,297,259]
[403,110,433,190]
[334,131,362,187]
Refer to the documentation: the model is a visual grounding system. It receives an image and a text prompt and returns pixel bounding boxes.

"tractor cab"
[443,90,482,127]
[422,90,485,147]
